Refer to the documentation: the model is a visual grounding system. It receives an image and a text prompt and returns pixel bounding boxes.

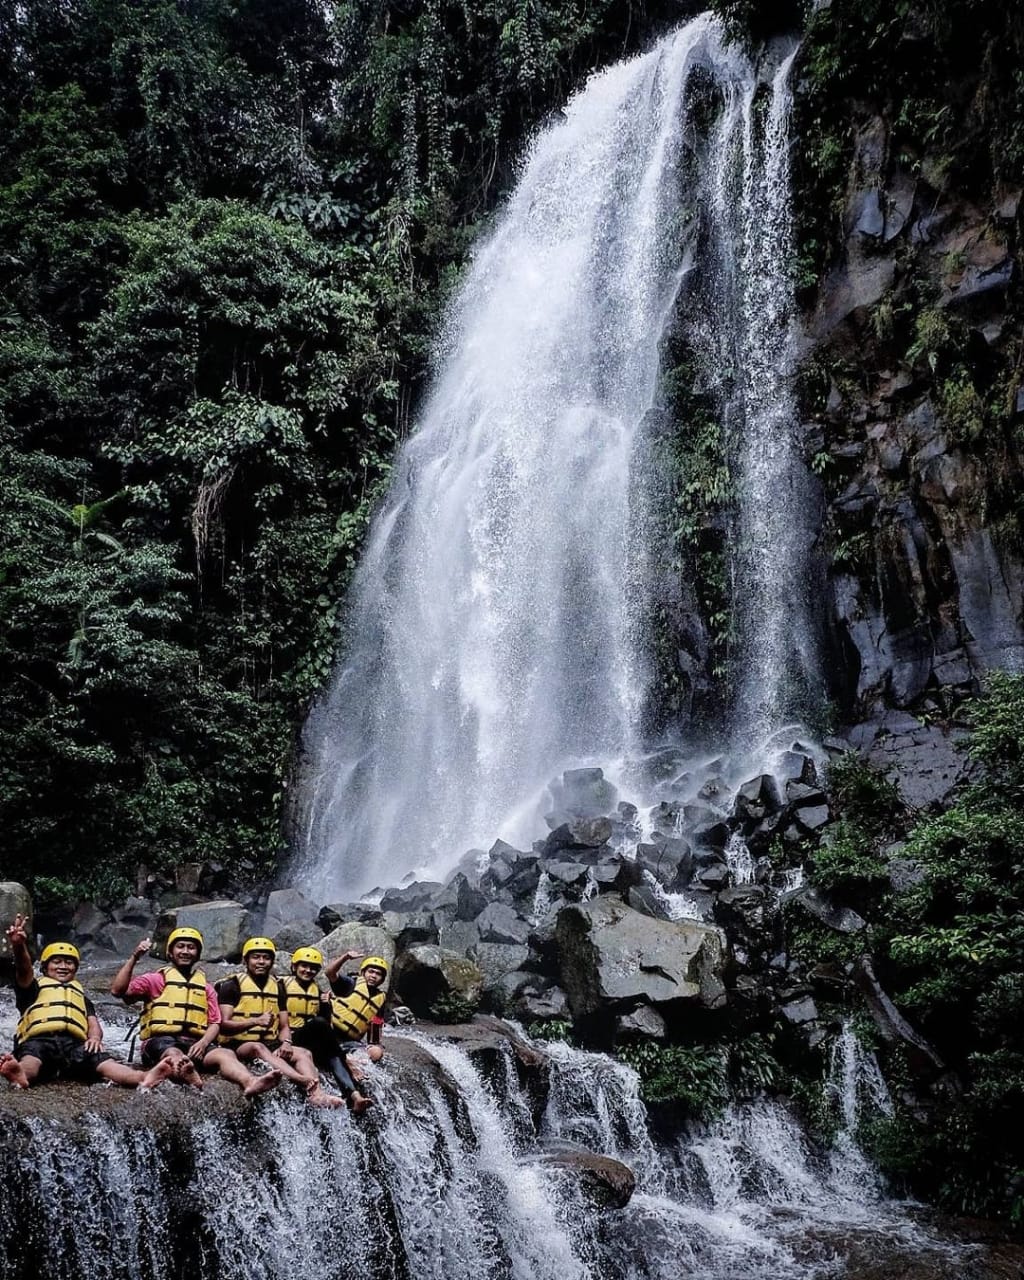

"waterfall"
[0,1024,969,1280]
[297,15,817,900]
[686,46,821,751]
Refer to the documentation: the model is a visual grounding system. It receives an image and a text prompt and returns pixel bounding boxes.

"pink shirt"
[125,969,222,1024]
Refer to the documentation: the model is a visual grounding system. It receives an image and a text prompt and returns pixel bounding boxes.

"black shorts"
[293,1018,344,1063]
[14,1034,113,1083]
[141,1034,207,1067]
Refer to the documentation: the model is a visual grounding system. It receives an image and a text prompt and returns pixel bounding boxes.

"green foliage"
[526,1019,571,1043]
[428,991,480,1024]
[826,753,902,834]
[618,1041,729,1120]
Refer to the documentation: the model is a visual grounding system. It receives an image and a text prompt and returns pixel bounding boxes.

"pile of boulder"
[13,745,879,1054]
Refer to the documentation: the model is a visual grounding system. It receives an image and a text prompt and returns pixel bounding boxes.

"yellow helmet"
[242,936,277,959]
[39,941,80,968]
[291,947,324,969]
[360,955,389,976]
[167,927,204,956]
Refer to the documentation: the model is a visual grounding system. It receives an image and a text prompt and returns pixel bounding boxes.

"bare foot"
[349,1092,374,1114]
[177,1059,205,1090]
[307,1086,345,1109]
[138,1058,176,1091]
[243,1067,282,1097]
[0,1053,30,1090]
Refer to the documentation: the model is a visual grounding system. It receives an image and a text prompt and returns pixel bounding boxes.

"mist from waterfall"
[297,15,818,900]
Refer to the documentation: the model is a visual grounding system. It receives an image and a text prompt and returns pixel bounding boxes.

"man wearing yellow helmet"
[215,937,341,1107]
[314,949,391,1113]
[0,915,173,1091]
[111,927,281,1097]
[278,945,372,1112]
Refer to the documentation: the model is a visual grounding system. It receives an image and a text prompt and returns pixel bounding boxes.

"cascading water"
[297,15,819,901]
[0,1013,975,1280]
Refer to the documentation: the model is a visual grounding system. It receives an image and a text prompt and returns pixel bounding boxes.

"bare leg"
[95,1059,152,1088]
[238,1042,311,1090]
[0,1052,33,1089]
[206,1046,281,1096]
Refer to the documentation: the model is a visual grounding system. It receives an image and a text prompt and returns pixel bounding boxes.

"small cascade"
[0,1017,976,1280]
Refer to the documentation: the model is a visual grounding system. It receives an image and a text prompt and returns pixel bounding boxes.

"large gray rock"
[615,1004,667,1041]
[0,883,32,957]
[395,944,484,1016]
[866,718,972,809]
[153,900,250,962]
[556,898,727,1015]
[319,922,395,974]
[269,919,325,955]
[262,888,319,935]
[475,903,531,946]
[471,942,531,989]
[430,873,488,922]
[547,767,618,819]
[380,881,445,914]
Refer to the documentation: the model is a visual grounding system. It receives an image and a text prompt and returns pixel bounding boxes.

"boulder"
[548,767,618,818]
[70,902,109,942]
[382,910,438,948]
[430,873,488,922]
[542,817,613,855]
[556,898,727,1015]
[319,922,395,972]
[269,919,325,954]
[471,942,531,988]
[626,884,673,920]
[535,1141,636,1209]
[475,903,531,946]
[96,922,149,957]
[789,886,866,934]
[317,902,383,932]
[732,774,782,823]
[153,900,250,962]
[395,944,484,1016]
[438,918,481,954]
[776,751,817,785]
[636,838,693,890]
[615,1004,667,1041]
[380,881,445,914]
[112,897,156,928]
[262,888,319,935]
[516,983,570,1022]
[0,883,32,957]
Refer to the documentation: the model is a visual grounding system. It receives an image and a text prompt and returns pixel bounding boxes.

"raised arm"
[110,936,152,998]
[324,949,365,984]
[6,915,35,988]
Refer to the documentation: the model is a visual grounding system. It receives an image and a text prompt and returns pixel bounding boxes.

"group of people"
[0,914,388,1113]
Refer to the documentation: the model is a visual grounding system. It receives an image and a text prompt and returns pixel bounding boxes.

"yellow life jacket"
[140,966,210,1040]
[220,973,281,1043]
[329,979,386,1042]
[16,977,90,1043]
[283,975,323,1029]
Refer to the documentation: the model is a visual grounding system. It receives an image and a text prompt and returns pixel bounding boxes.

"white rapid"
[298,15,818,901]
[0,1022,973,1280]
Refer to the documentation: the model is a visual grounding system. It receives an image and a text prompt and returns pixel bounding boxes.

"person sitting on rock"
[110,927,281,1097]
[282,946,373,1113]
[215,937,340,1108]
[0,914,173,1091]
[320,951,390,1111]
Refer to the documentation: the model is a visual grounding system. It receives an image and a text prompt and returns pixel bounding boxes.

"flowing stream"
[298,15,819,901]
[0,1005,973,1280]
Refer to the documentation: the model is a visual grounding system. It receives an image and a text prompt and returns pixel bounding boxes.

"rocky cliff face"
[804,117,1022,742]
